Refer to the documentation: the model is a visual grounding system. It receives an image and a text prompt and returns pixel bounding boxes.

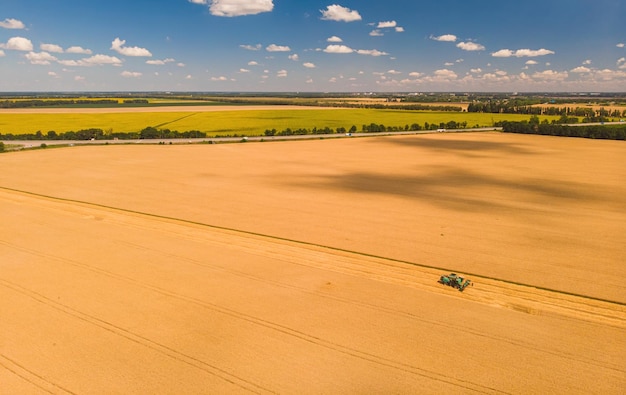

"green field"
[0,109,556,136]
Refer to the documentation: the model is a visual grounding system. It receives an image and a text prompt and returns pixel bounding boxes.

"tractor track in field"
[2,185,625,331]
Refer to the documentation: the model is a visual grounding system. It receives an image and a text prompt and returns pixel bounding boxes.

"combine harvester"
[438,273,472,292]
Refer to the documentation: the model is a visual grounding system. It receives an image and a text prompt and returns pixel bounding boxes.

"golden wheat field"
[1,132,625,394]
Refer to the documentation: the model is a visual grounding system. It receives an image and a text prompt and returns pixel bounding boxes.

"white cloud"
[532,70,568,80]
[409,71,422,77]
[208,0,274,17]
[239,68,250,72]
[492,48,555,57]
[0,50,4,57]
[370,30,383,37]
[571,66,591,73]
[177,62,186,67]
[387,70,401,75]
[48,71,59,78]
[303,62,315,68]
[121,71,142,78]
[266,44,290,52]
[211,76,228,81]
[430,34,457,42]
[491,49,513,57]
[111,37,152,57]
[41,43,64,53]
[186,74,193,79]
[617,43,625,48]
[320,5,362,22]
[434,69,458,79]
[457,41,485,51]
[288,54,299,61]
[81,54,123,66]
[617,57,626,69]
[66,46,92,54]
[146,58,175,65]
[327,36,343,42]
[395,27,404,33]
[26,51,57,65]
[582,59,592,65]
[377,21,396,28]
[0,18,25,29]
[470,68,482,73]
[525,60,538,65]
[189,0,208,4]
[277,69,287,77]
[356,49,388,57]
[324,44,353,54]
[1,36,33,51]
[248,60,259,65]
[240,44,261,51]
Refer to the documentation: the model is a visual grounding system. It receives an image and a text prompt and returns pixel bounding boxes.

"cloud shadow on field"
[278,167,601,213]
[370,134,537,157]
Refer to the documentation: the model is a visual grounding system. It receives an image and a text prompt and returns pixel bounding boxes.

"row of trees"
[501,121,626,140]
[0,99,148,108]
[467,100,626,119]
[264,121,471,136]
[0,127,207,141]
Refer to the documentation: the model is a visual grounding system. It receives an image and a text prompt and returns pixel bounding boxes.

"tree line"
[264,121,470,136]
[0,99,148,108]
[501,120,626,140]
[0,127,207,141]
[467,100,626,120]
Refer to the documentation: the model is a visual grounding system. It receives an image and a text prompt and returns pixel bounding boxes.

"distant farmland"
[0,106,554,136]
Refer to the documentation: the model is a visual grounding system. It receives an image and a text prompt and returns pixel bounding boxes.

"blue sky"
[1,0,625,92]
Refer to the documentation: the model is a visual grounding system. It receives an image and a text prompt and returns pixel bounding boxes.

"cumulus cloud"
[320,5,362,22]
[146,58,175,65]
[40,43,64,53]
[240,44,261,51]
[303,62,315,68]
[288,54,299,61]
[111,37,152,57]
[617,43,625,48]
[81,54,123,66]
[277,69,287,77]
[532,70,568,80]
[357,49,388,57]
[211,76,228,81]
[571,66,591,73]
[323,44,353,54]
[121,71,142,78]
[434,69,458,79]
[327,36,343,43]
[492,48,555,57]
[525,60,538,65]
[208,0,274,17]
[66,46,92,54]
[430,34,457,42]
[377,21,396,28]
[0,18,25,29]
[370,30,383,37]
[239,68,250,72]
[26,51,57,65]
[617,57,626,69]
[457,42,485,51]
[1,36,33,51]
[248,60,259,65]
[395,27,404,33]
[266,44,290,52]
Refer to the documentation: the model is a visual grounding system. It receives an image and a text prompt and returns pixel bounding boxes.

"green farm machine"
[438,273,472,292]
